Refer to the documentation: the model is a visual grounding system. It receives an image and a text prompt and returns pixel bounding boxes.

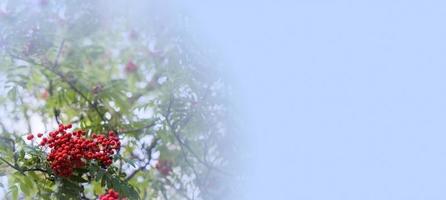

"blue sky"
[182,0,446,199]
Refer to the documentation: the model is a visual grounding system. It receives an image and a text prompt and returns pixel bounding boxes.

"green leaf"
[105,174,140,200]
[16,175,33,195]
[92,181,103,195]
[70,175,89,183]
[8,184,18,200]
[54,178,82,199]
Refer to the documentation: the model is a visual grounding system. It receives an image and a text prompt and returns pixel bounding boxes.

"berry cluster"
[29,124,120,177]
[99,189,125,200]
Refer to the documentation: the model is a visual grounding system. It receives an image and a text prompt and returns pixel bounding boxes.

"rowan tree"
[0,1,235,199]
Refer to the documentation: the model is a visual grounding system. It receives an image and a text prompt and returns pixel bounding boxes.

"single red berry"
[26,134,34,140]
[37,133,43,138]
[125,61,138,73]
[156,160,173,176]
[41,90,49,100]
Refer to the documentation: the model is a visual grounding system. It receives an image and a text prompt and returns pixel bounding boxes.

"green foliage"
[0,0,234,199]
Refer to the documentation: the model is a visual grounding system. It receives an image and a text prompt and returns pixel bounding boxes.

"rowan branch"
[8,51,114,132]
[120,120,157,134]
[164,96,230,176]
[22,167,51,174]
[49,39,66,124]
[52,39,65,69]
[125,137,159,181]
[0,155,51,177]
[0,157,22,174]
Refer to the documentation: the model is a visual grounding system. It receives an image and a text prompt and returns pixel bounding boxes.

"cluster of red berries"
[27,124,121,177]
[99,189,125,200]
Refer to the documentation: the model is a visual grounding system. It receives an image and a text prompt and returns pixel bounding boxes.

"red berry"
[99,189,121,200]
[37,133,43,138]
[156,160,173,176]
[125,61,138,73]
[26,134,34,140]
[41,90,49,100]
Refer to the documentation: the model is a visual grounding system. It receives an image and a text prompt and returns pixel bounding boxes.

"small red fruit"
[40,138,48,146]
[26,134,34,140]
[156,160,173,176]
[99,189,125,200]
[41,90,49,100]
[125,61,138,73]
[37,133,43,138]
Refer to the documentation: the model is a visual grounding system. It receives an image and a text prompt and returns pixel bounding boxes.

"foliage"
[0,0,235,199]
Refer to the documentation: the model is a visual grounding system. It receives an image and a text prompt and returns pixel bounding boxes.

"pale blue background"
[182,1,446,199]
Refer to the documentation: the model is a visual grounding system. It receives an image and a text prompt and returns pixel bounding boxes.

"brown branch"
[7,52,99,119]
[18,96,32,134]
[160,186,169,200]
[49,80,61,124]
[164,96,200,178]
[0,157,22,174]
[22,167,50,174]
[49,68,107,123]
[125,137,159,181]
[49,39,65,124]
[1,155,51,176]
[127,74,160,104]
[163,176,193,200]
[52,39,65,69]
[120,120,157,134]
[8,51,113,131]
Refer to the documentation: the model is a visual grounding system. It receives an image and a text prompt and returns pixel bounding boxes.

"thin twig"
[8,52,112,131]
[120,120,157,134]
[22,167,50,174]
[0,157,24,175]
[164,96,200,178]
[164,176,193,200]
[49,80,61,124]
[125,137,159,181]
[18,96,32,134]
[52,39,65,69]
[49,39,65,124]
[165,96,230,176]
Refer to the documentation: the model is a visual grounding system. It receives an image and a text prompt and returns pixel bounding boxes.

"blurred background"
[182,0,446,199]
